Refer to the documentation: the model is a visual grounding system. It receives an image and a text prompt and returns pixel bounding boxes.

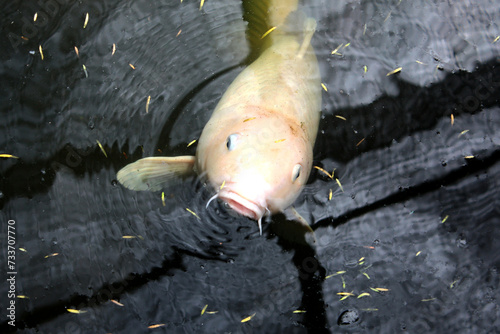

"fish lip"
[218,189,265,221]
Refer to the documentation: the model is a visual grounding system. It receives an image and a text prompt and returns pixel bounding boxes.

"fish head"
[197,110,313,221]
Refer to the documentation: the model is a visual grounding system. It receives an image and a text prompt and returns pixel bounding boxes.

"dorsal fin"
[242,0,299,63]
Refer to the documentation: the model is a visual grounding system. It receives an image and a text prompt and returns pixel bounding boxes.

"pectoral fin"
[280,206,317,245]
[116,156,196,191]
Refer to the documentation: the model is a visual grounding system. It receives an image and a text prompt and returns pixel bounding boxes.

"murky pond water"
[1,0,499,333]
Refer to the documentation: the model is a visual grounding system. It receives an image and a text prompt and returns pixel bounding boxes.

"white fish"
[117,0,321,235]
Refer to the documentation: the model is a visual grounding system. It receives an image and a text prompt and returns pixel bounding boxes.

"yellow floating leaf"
[129,63,136,70]
[122,235,137,239]
[261,26,276,39]
[415,60,426,65]
[96,140,107,157]
[199,0,205,10]
[82,64,88,78]
[187,139,197,147]
[19,248,27,252]
[450,114,454,125]
[328,189,332,201]
[0,154,19,159]
[148,324,165,329]
[357,292,371,298]
[39,45,44,60]
[206,311,218,314]
[67,308,87,314]
[342,276,346,289]
[34,12,38,22]
[83,13,89,29]
[17,295,29,299]
[176,29,182,37]
[146,95,151,113]
[321,83,328,92]
[356,138,365,146]
[362,308,379,312]
[241,313,256,323]
[201,304,208,315]
[416,251,422,256]
[363,65,368,73]
[458,129,469,137]
[343,42,351,48]
[293,310,306,313]
[339,295,350,301]
[464,155,474,159]
[161,192,166,207]
[335,115,346,121]
[74,46,79,57]
[44,253,59,258]
[359,257,365,262]
[112,43,116,55]
[331,43,343,55]
[493,36,499,43]
[314,166,333,179]
[111,299,124,306]
[337,292,354,296]
[362,272,370,279]
[274,138,286,143]
[386,67,402,76]
[441,215,449,224]
[375,287,389,292]
[243,117,256,122]
[186,208,200,219]
[335,178,344,192]
[220,180,225,190]
[325,270,346,279]
[421,298,436,302]
[450,280,458,288]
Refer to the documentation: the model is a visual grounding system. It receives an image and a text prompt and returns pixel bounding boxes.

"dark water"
[1,0,499,333]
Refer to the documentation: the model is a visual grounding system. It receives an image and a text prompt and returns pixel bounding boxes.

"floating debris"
[458,129,469,137]
[220,180,225,190]
[111,300,124,306]
[384,11,392,22]
[314,166,333,179]
[122,235,137,239]
[67,308,87,314]
[325,271,346,279]
[82,64,88,78]
[321,83,328,92]
[161,192,166,206]
[261,26,276,39]
[329,189,332,201]
[241,313,256,323]
[186,208,200,219]
[421,297,436,302]
[44,253,59,258]
[450,114,454,125]
[74,46,79,58]
[331,43,343,55]
[370,287,389,293]
[416,251,422,256]
[362,272,370,279]
[83,13,89,29]
[146,95,151,113]
[274,138,286,143]
[0,154,19,159]
[493,36,499,43]
[361,308,379,312]
[199,0,205,10]
[19,248,27,252]
[450,280,459,288]
[201,304,208,315]
[243,117,256,122]
[187,139,197,147]
[96,140,107,157]
[464,155,474,159]
[39,45,44,60]
[386,67,402,76]
[335,178,344,192]
[129,63,136,70]
[441,215,449,224]
[363,65,368,73]
[415,60,426,65]
[17,295,29,299]
[335,115,346,121]
[34,12,38,21]
[112,43,116,55]
[356,138,365,146]
[357,292,370,298]
[293,310,306,314]
[176,29,182,37]
[148,324,165,329]
[337,292,355,296]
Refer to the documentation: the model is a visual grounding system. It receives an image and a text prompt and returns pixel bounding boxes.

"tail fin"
[242,0,299,63]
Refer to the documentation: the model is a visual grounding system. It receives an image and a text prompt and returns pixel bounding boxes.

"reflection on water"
[0,0,499,332]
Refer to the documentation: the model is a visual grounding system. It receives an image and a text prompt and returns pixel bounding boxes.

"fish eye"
[292,164,302,182]
[226,133,239,151]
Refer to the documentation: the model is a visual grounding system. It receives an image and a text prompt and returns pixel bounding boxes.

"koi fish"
[117,0,321,235]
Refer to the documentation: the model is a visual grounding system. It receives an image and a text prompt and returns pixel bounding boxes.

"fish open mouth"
[217,189,265,222]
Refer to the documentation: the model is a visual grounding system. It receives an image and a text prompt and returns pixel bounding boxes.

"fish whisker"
[206,193,219,209]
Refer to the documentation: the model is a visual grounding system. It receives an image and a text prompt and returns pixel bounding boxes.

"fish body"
[117,1,321,234]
